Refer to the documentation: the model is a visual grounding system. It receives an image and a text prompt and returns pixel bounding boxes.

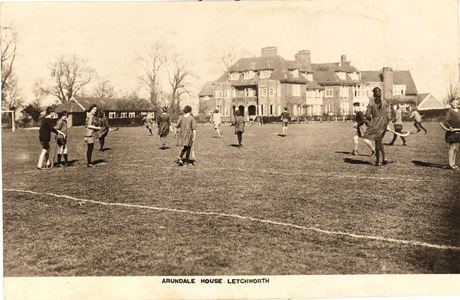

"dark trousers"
[414,121,427,133]
[236,132,243,145]
[390,125,406,145]
[87,143,94,164]
[180,145,192,162]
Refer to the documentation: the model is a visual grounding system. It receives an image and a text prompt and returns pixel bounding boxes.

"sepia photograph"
[1,0,459,299]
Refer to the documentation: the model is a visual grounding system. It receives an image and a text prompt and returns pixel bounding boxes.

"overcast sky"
[1,0,459,107]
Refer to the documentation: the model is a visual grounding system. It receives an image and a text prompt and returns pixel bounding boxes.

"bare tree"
[168,53,192,114]
[94,79,116,99]
[44,55,94,103]
[138,42,168,111]
[220,47,240,73]
[1,26,20,109]
[447,80,459,104]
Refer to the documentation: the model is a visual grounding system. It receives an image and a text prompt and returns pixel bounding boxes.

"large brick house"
[199,47,418,120]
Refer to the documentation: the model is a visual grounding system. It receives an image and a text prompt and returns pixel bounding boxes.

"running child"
[362,87,390,166]
[97,109,109,151]
[410,107,427,134]
[37,106,65,170]
[280,107,290,136]
[443,99,460,170]
[175,105,197,166]
[211,108,222,138]
[233,109,245,147]
[157,106,171,149]
[389,104,407,146]
[352,102,374,156]
[145,114,155,135]
[54,111,69,167]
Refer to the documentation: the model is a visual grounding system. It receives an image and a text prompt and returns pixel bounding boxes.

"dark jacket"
[39,117,58,142]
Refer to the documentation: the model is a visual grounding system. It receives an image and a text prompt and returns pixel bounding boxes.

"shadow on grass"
[158,147,171,150]
[343,158,371,165]
[100,147,111,151]
[277,133,287,137]
[335,151,370,157]
[92,159,107,165]
[411,160,448,170]
[229,144,242,148]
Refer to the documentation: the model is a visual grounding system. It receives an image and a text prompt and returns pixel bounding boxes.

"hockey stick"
[440,122,460,132]
[387,127,411,137]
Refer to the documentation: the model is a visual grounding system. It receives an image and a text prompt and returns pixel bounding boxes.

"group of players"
[36,86,460,170]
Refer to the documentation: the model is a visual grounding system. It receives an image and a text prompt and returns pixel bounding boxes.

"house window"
[269,88,275,96]
[215,90,223,99]
[340,101,350,115]
[307,90,315,98]
[325,89,334,98]
[290,69,299,78]
[120,112,127,118]
[305,73,313,81]
[108,112,116,119]
[292,84,301,96]
[229,72,240,80]
[259,88,267,97]
[393,84,406,96]
[260,70,271,79]
[339,86,349,98]
[269,105,273,115]
[247,88,255,97]
[224,90,230,98]
[243,71,255,79]
[336,71,346,80]
[129,112,135,118]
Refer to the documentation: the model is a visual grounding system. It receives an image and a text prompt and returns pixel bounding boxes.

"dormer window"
[243,71,255,79]
[303,73,313,81]
[336,71,346,80]
[229,72,240,80]
[259,70,272,79]
[290,69,299,78]
[393,84,406,96]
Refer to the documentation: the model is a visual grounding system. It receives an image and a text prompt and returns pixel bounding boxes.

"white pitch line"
[4,188,460,252]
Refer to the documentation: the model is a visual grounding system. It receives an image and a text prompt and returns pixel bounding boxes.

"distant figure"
[444,99,460,170]
[37,106,64,170]
[410,107,427,134]
[157,106,171,150]
[84,104,101,167]
[389,104,407,146]
[54,111,69,167]
[211,108,222,138]
[233,109,245,147]
[145,114,155,136]
[362,87,390,166]
[175,105,197,166]
[352,103,374,156]
[280,107,290,135]
[97,109,109,151]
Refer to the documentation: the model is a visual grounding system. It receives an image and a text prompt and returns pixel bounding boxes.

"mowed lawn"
[2,121,459,276]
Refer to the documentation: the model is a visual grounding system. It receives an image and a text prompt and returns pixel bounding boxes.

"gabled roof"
[305,81,324,90]
[198,81,214,97]
[360,70,417,95]
[311,62,358,73]
[313,71,359,86]
[417,93,447,110]
[55,96,154,113]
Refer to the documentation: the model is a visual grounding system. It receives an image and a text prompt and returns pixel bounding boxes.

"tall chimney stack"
[382,67,394,100]
[295,50,311,67]
[261,47,278,57]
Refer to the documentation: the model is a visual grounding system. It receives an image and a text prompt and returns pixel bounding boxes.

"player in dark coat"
[233,109,245,147]
[37,106,65,170]
[352,102,374,156]
[156,106,171,150]
[362,87,390,166]
[444,99,460,170]
[97,109,109,151]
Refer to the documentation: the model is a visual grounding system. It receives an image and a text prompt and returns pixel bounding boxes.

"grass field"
[2,121,460,276]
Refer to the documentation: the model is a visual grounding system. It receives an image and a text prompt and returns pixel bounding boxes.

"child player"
[388,104,407,146]
[156,106,171,149]
[54,111,69,167]
[410,107,427,134]
[234,109,245,147]
[352,102,375,156]
[444,99,460,170]
[211,108,222,138]
[175,105,197,166]
[37,107,65,170]
[280,107,290,136]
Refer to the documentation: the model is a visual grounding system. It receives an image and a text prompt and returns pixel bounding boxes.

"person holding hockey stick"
[362,87,390,166]
[84,104,102,167]
[37,106,65,170]
[388,104,407,146]
[352,102,375,156]
[443,99,460,170]
[54,111,70,167]
[210,108,222,138]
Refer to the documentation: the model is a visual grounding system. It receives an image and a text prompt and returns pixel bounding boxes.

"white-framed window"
[325,89,334,98]
[292,84,301,96]
[224,90,230,98]
[393,84,406,96]
[336,71,346,80]
[304,73,313,81]
[203,96,210,101]
[349,72,360,81]
[120,112,127,118]
[339,86,349,98]
[215,90,223,99]
[108,112,116,119]
[290,69,299,78]
[243,71,255,79]
[128,112,135,118]
[247,88,255,97]
[353,85,366,98]
[306,90,315,98]
[269,88,275,96]
[340,101,350,115]
[260,70,271,79]
[229,72,240,80]
[259,88,267,97]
